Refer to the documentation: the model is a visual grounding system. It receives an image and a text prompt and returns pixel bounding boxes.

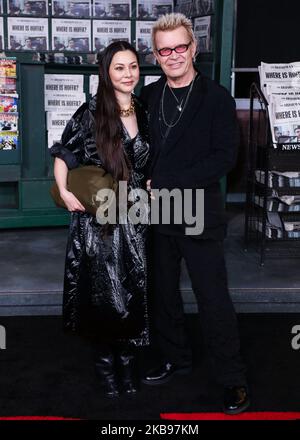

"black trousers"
[151,230,247,387]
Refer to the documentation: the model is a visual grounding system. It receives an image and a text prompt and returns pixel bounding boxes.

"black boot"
[94,346,120,398]
[117,344,138,396]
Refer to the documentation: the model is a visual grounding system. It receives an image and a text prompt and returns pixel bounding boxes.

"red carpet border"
[160,412,300,420]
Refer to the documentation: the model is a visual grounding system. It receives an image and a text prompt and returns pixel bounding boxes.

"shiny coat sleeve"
[49,102,89,170]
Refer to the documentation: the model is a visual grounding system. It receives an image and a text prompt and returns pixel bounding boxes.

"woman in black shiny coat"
[50,42,150,398]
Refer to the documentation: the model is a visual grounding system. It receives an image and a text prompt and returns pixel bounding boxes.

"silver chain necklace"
[160,75,197,128]
[168,86,185,112]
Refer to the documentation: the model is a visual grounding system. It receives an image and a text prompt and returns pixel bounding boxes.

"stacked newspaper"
[254,211,300,239]
[45,74,86,148]
[254,62,300,237]
[259,62,300,145]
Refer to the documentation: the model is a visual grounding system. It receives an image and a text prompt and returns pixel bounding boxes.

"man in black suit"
[140,13,250,415]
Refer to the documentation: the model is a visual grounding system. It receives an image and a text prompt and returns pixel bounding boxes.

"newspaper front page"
[136,20,156,65]
[52,0,91,17]
[7,17,49,50]
[136,0,173,19]
[93,0,131,18]
[259,62,300,146]
[51,18,91,52]
[92,19,130,52]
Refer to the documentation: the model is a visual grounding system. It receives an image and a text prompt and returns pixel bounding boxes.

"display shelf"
[244,83,300,265]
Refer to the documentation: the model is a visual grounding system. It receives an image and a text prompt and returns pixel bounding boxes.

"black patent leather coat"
[50,95,150,346]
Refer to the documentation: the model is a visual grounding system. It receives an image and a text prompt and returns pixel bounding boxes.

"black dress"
[50,95,150,346]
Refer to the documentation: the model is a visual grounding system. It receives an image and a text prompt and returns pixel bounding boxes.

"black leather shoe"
[223,386,250,415]
[142,362,192,385]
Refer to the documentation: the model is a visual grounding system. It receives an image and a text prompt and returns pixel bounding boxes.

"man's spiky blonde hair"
[151,13,195,51]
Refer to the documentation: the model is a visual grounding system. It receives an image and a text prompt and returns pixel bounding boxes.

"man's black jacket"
[139,73,239,239]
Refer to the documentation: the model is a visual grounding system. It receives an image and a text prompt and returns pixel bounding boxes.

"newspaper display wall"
[259,62,300,145]
[52,18,91,52]
[7,17,49,50]
[7,0,48,16]
[194,15,212,53]
[52,0,91,17]
[0,58,18,151]
[92,19,130,52]
[93,0,131,18]
[45,74,85,148]
[136,21,156,65]
[0,18,3,52]
[136,0,173,19]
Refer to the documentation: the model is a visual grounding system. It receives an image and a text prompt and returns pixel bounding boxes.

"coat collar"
[133,94,150,143]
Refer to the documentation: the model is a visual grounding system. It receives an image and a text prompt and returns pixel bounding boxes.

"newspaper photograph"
[44,92,86,111]
[46,111,73,132]
[0,113,18,132]
[0,18,3,51]
[93,0,131,19]
[136,0,173,19]
[7,17,49,50]
[92,20,130,52]
[7,0,48,16]
[193,0,214,16]
[52,0,91,18]
[51,19,91,52]
[136,21,156,65]
[194,15,212,53]
[89,74,99,96]
[44,74,84,94]
[0,95,18,113]
[0,132,18,150]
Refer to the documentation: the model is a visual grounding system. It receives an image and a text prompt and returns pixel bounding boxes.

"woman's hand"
[146,179,155,200]
[59,188,86,212]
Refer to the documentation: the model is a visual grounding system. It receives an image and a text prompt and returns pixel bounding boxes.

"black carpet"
[0,314,300,420]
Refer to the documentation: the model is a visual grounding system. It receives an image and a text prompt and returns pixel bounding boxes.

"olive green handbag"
[50,165,118,216]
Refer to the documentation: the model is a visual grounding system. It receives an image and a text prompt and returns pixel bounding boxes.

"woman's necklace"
[120,95,135,117]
